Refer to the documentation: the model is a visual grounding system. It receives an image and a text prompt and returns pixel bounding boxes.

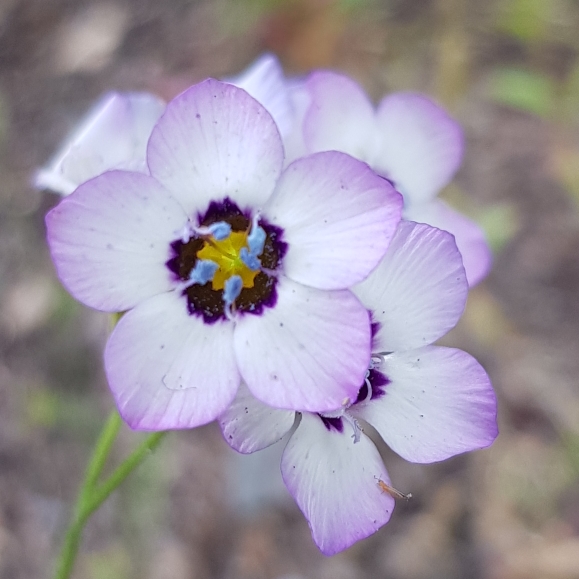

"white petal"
[374,92,464,204]
[352,347,498,463]
[35,92,165,195]
[147,79,284,215]
[45,171,187,312]
[226,53,294,140]
[353,221,468,352]
[302,71,377,161]
[281,413,395,555]
[263,151,402,290]
[219,382,296,453]
[405,200,492,287]
[234,277,371,413]
[105,291,240,430]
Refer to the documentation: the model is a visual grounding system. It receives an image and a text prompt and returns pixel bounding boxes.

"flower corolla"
[220,220,498,554]
[288,71,492,286]
[35,54,292,196]
[45,79,402,430]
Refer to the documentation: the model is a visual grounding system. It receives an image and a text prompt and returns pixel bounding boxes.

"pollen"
[196,231,260,291]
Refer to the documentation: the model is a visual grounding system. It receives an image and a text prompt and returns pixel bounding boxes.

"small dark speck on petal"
[196,113,200,119]
[420,414,424,418]
[160,344,165,349]
[279,322,284,327]
[106,243,113,249]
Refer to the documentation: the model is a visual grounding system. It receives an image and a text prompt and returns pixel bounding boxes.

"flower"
[35,54,292,196]
[46,79,403,430]
[289,71,492,286]
[219,220,498,555]
[34,92,166,195]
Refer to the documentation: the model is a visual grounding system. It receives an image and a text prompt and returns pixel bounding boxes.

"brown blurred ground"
[1,0,579,578]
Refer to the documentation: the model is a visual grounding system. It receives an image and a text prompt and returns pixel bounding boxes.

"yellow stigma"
[196,231,259,291]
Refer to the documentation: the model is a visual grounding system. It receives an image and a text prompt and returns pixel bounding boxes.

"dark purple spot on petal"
[319,415,344,433]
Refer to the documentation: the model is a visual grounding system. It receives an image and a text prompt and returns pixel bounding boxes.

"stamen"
[188,259,219,285]
[363,369,373,403]
[223,275,243,307]
[247,223,266,256]
[370,355,382,369]
[194,221,232,240]
[177,222,193,244]
[239,247,261,271]
[342,412,363,444]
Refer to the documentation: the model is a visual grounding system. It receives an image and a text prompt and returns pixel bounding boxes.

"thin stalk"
[52,411,167,579]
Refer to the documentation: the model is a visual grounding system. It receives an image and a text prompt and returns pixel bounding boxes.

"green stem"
[53,411,168,579]
[86,431,166,513]
[79,411,122,507]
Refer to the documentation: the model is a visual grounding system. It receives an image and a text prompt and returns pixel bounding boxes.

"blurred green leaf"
[478,202,519,253]
[497,0,550,42]
[85,546,132,579]
[489,67,555,117]
[26,388,59,428]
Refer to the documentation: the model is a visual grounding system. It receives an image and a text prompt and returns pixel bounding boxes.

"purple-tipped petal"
[353,221,468,352]
[147,79,284,215]
[281,413,395,555]
[226,53,294,140]
[353,346,498,463]
[105,291,240,430]
[303,71,376,161]
[405,200,492,287]
[35,92,165,195]
[45,171,186,312]
[219,382,296,453]
[234,278,371,413]
[374,93,464,204]
[263,151,402,290]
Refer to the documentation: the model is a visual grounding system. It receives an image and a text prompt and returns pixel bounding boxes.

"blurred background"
[1,0,579,577]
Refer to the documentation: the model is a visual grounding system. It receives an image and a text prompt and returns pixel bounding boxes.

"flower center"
[196,230,260,291]
[166,198,287,324]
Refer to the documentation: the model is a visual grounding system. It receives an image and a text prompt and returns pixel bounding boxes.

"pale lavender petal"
[105,291,239,430]
[35,92,165,195]
[405,200,492,287]
[262,151,402,290]
[353,221,467,352]
[226,53,294,140]
[283,78,311,164]
[303,71,377,161]
[234,277,371,413]
[45,171,186,312]
[281,413,395,555]
[374,93,464,204]
[353,347,498,463]
[219,382,296,453]
[147,79,284,215]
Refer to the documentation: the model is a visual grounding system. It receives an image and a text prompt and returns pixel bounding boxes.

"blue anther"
[240,247,261,271]
[247,225,266,256]
[188,259,219,285]
[223,275,243,307]
[207,221,231,240]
